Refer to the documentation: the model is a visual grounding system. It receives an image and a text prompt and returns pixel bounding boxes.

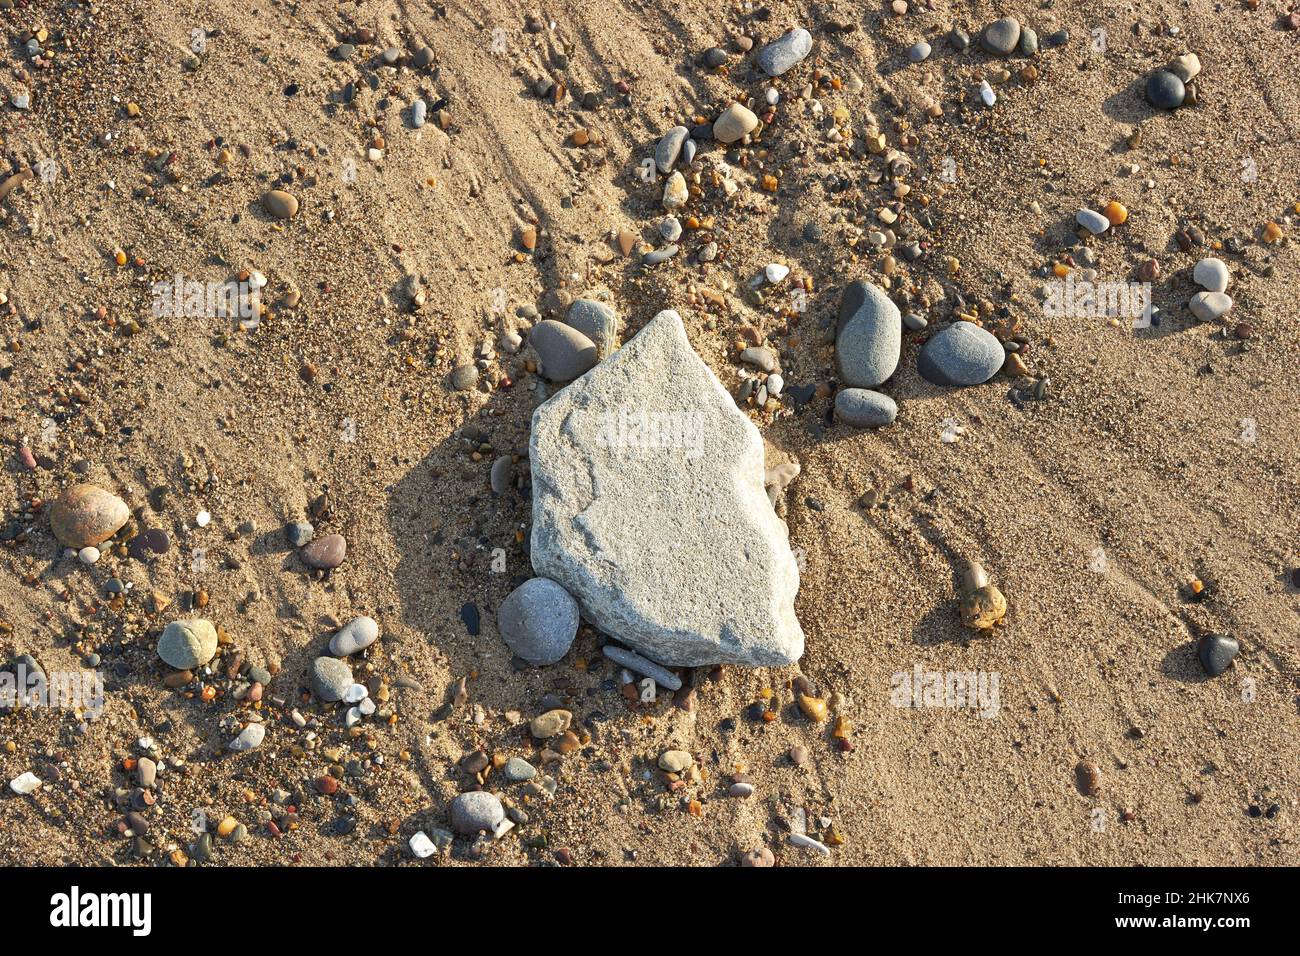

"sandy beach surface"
[0,0,1296,867]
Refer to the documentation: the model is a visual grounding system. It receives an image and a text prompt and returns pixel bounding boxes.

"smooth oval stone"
[1197,633,1238,677]
[757,27,812,76]
[713,102,758,144]
[330,616,379,656]
[530,319,599,381]
[263,189,299,219]
[127,528,170,560]
[701,47,728,69]
[450,363,478,391]
[300,532,346,569]
[490,455,513,494]
[411,99,427,128]
[50,483,129,549]
[947,27,970,51]
[1018,27,1038,55]
[908,40,931,62]
[1193,257,1229,293]
[835,388,898,428]
[309,656,353,702]
[980,17,1021,55]
[157,619,219,670]
[497,578,579,665]
[1146,70,1185,109]
[450,791,505,834]
[1189,291,1232,321]
[1076,209,1109,235]
[228,723,265,752]
[655,125,689,173]
[917,321,1004,386]
[503,757,537,782]
[835,280,902,388]
[566,299,618,358]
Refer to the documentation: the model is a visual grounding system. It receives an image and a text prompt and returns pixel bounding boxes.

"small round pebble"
[835,388,898,428]
[228,723,265,752]
[301,533,347,569]
[917,321,1005,387]
[1146,70,1185,110]
[497,578,580,665]
[1197,634,1238,677]
[909,40,931,62]
[157,619,219,670]
[330,616,380,656]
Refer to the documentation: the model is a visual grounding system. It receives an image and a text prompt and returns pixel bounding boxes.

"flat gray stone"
[450,791,505,834]
[497,577,580,665]
[917,321,1004,386]
[836,281,901,388]
[530,320,599,381]
[330,616,379,656]
[566,299,619,358]
[835,388,898,428]
[530,310,804,668]
[503,757,537,782]
[757,28,812,76]
[655,125,689,173]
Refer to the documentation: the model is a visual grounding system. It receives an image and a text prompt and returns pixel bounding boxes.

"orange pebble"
[1103,201,1128,226]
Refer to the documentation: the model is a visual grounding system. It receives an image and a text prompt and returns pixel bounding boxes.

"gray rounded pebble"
[1018,27,1038,56]
[157,620,219,670]
[917,321,1005,386]
[835,388,898,428]
[450,791,505,834]
[330,616,379,656]
[450,363,479,391]
[503,757,537,782]
[655,125,689,173]
[490,455,513,494]
[980,17,1021,55]
[309,656,353,702]
[285,521,314,547]
[701,47,728,69]
[740,346,777,373]
[566,300,619,358]
[411,99,427,128]
[948,27,970,51]
[836,280,902,388]
[909,40,931,63]
[497,578,580,665]
[1146,70,1185,110]
[903,313,928,332]
[530,320,599,381]
[756,27,812,76]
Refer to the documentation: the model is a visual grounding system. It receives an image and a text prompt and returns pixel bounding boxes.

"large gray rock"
[917,321,1005,386]
[836,280,901,388]
[497,577,580,665]
[529,310,804,668]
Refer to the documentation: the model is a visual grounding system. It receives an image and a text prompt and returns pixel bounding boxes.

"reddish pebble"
[300,533,347,569]
[316,775,339,795]
[18,446,36,470]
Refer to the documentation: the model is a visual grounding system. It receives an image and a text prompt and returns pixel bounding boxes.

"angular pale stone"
[529,310,804,667]
[1189,290,1232,321]
[1192,257,1229,293]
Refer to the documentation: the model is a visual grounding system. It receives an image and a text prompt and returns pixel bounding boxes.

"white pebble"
[196,510,211,527]
[409,831,437,858]
[765,263,790,283]
[978,81,996,107]
[766,373,784,397]
[9,772,40,795]
[343,683,369,704]
[78,546,100,565]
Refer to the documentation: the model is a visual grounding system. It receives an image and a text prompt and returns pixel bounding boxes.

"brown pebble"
[789,744,808,766]
[300,533,346,570]
[1233,323,1253,341]
[1076,760,1101,796]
